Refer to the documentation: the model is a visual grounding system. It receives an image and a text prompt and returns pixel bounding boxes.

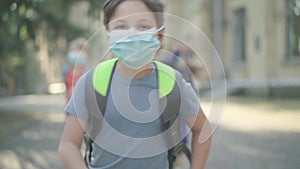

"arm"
[186,108,212,169]
[58,115,88,169]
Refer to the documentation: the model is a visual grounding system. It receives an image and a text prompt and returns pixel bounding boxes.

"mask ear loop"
[156,25,165,32]
[134,26,165,37]
[144,26,165,34]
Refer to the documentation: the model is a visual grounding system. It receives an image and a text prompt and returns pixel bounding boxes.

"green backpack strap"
[153,61,181,123]
[93,59,175,98]
[153,61,176,98]
[88,58,118,136]
[93,58,118,96]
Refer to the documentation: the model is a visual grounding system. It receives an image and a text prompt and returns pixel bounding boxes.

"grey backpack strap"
[84,67,106,165]
[84,68,104,140]
[84,68,98,165]
[83,60,118,165]
[159,70,192,169]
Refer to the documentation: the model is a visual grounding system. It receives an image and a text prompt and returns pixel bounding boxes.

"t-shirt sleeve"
[64,73,89,121]
[178,73,201,117]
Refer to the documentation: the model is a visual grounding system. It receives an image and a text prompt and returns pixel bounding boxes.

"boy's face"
[108,1,163,41]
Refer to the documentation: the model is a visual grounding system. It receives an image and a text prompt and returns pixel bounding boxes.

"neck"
[116,62,153,78]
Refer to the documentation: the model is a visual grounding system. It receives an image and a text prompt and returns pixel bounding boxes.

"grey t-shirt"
[65,64,200,169]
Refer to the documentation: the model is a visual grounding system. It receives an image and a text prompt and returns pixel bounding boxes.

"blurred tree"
[0,0,105,95]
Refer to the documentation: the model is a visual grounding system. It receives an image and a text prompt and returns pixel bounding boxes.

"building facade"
[164,0,300,96]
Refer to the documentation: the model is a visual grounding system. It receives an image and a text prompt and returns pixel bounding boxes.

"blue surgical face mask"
[108,27,163,69]
[68,51,87,65]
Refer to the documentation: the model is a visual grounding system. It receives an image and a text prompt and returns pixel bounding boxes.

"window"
[287,0,300,58]
[233,8,246,62]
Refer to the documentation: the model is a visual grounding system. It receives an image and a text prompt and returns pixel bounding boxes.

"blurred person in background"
[163,42,197,92]
[63,37,89,104]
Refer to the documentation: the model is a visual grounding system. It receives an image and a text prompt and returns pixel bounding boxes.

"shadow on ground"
[0,110,65,169]
[0,95,65,169]
[207,126,300,169]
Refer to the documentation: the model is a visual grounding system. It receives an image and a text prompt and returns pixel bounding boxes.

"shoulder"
[65,73,89,120]
[72,71,89,96]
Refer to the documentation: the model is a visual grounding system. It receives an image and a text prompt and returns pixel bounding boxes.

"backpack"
[83,58,191,169]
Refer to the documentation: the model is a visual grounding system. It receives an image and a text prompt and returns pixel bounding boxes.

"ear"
[157,27,165,44]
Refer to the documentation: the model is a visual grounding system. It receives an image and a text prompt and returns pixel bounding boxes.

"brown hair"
[103,0,165,30]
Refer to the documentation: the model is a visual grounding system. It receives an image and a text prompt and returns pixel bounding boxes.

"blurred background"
[0,0,299,169]
[0,0,300,96]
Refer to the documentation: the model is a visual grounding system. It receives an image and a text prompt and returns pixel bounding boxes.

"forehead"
[110,1,156,25]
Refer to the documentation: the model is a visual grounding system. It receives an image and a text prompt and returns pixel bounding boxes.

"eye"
[137,24,153,31]
[112,24,129,30]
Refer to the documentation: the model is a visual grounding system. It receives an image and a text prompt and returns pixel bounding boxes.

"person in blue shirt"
[58,1,212,169]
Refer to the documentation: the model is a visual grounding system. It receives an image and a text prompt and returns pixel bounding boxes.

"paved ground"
[0,95,65,169]
[205,97,300,169]
[0,95,299,169]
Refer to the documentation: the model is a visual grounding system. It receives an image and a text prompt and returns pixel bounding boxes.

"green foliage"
[0,0,105,95]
